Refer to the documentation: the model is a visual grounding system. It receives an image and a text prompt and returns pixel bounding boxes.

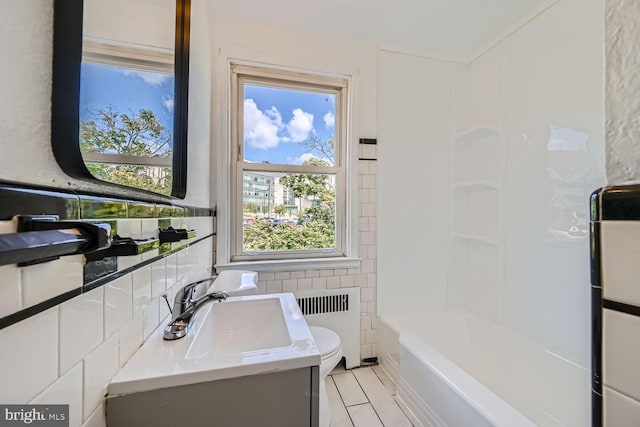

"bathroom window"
[229,64,350,262]
[79,44,175,196]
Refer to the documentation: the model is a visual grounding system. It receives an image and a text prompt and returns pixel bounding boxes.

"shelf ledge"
[453,180,500,191]
[454,126,500,143]
[453,232,498,245]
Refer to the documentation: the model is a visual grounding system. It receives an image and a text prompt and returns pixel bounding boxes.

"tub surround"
[591,185,640,426]
[377,0,602,425]
[378,310,588,427]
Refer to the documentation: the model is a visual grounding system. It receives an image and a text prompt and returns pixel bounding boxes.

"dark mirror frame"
[51,0,191,199]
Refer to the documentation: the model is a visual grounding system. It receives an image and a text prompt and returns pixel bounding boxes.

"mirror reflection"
[79,0,176,196]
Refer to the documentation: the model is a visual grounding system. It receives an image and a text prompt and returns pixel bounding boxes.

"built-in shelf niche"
[450,122,503,321]
[454,126,500,184]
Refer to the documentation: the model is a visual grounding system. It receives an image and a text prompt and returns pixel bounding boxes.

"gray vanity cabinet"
[106,366,319,427]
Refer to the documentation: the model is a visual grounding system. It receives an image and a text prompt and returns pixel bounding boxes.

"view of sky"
[243,84,336,165]
[79,62,175,146]
[79,65,337,164]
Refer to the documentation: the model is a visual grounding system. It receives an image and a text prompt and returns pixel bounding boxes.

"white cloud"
[290,153,317,165]
[264,106,284,129]
[244,99,282,149]
[286,109,314,142]
[162,95,174,112]
[119,69,172,87]
[324,111,335,128]
[242,102,317,150]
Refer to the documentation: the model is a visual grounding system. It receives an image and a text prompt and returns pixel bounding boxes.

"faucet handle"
[209,290,230,300]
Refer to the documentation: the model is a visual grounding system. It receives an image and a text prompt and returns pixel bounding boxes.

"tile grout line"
[372,365,399,397]
[391,397,415,427]
[329,374,357,426]
[350,368,386,427]
[357,366,415,427]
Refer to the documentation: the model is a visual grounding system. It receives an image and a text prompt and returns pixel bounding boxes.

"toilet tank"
[208,270,258,296]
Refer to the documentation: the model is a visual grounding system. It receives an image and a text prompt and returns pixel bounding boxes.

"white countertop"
[108,293,321,396]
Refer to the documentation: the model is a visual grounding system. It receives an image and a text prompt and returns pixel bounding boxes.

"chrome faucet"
[163,276,230,340]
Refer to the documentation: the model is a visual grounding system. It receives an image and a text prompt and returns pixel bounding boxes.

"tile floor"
[327,364,414,427]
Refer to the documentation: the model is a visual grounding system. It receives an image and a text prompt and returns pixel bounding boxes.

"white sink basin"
[108,293,320,396]
[186,297,291,358]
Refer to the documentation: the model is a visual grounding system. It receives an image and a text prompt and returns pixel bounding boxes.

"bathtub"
[377,310,590,427]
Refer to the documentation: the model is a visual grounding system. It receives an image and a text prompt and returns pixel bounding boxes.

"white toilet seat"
[309,325,343,380]
[309,325,341,359]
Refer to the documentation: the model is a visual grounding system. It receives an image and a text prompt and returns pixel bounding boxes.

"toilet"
[209,270,343,427]
[309,325,343,427]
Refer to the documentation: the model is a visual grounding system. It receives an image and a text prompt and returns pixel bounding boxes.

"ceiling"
[206,0,553,61]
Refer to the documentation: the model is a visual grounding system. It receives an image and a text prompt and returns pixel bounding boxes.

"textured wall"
[0,1,211,207]
[606,0,640,184]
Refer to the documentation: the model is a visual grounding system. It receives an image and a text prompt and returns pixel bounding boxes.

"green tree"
[80,106,173,195]
[242,134,337,252]
[273,204,287,217]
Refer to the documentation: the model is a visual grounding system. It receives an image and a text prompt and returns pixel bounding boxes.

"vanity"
[106,293,321,427]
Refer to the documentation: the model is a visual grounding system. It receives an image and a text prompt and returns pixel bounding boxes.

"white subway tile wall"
[30,363,84,427]
[115,219,142,240]
[601,219,640,420]
[601,221,640,307]
[82,333,119,420]
[140,218,159,239]
[603,308,640,402]
[81,403,106,427]
[104,275,133,338]
[0,219,214,426]
[0,264,21,318]
[59,287,104,374]
[604,386,640,425]
[0,307,59,404]
[117,313,144,367]
[21,255,84,307]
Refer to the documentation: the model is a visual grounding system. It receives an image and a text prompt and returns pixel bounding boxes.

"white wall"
[0,1,211,207]
[606,0,640,184]
[83,0,174,50]
[377,51,453,315]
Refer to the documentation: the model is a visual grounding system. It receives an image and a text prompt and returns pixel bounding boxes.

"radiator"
[294,287,360,369]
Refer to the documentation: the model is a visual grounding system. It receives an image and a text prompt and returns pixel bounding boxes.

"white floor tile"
[347,404,384,427]
[353,368,412,427]
[332,372,368,407]
[326,377,354,427]
[329,367,412,427]
[371,364,396,395]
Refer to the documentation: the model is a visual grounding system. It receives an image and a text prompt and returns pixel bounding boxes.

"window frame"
[229,64,351,263]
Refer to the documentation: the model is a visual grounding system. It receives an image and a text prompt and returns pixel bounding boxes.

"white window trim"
[215,58,360,272]
[82,39,174,74]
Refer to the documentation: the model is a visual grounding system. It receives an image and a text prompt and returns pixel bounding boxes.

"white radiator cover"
[293,287,360,369]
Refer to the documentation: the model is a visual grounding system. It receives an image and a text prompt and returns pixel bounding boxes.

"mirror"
[51,0,190,199]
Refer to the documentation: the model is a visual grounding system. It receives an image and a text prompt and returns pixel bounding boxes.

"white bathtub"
[377,310,590,427]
